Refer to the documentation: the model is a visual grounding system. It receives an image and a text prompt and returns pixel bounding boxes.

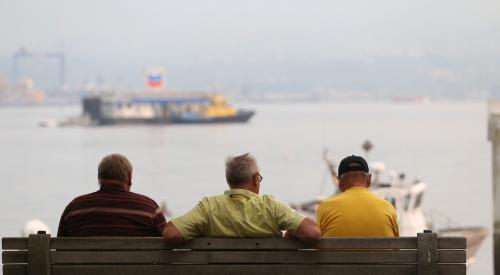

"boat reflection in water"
[291,148,487,267]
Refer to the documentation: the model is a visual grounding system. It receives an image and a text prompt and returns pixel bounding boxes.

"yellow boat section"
[202,95,238,118]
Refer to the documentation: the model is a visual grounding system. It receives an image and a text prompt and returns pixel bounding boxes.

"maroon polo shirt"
[57,180,166,237]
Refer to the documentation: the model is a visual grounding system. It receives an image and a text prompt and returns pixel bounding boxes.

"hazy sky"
[0,0,499,91]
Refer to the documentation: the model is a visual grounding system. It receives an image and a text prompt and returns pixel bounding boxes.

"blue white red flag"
[147,74,163,88]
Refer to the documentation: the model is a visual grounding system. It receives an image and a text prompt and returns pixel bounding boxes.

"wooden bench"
[2,231,466,275]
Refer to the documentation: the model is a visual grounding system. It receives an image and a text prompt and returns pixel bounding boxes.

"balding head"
[225,153,260,190]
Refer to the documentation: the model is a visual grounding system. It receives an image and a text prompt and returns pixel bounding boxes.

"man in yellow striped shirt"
[163,153,320,243]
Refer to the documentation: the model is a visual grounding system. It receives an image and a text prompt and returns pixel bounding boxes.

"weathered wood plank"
[2,238,28,250]
[438,237,466,249]
[3,264,27,275]
[438,264,466,275]
[50,237,420,250]
[2,236,466,250]
[438,250,467,263]
[3,251,27,264]
[417,232,438,275]
[50,250,417,264]
[51,264,418,275]
[27,234,50,275]
[48,250,465,264]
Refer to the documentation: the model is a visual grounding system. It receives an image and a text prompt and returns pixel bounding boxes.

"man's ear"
[337,176,343,192]
[127,173,132,185]
[253,173,259,187]
[366,174,371,188]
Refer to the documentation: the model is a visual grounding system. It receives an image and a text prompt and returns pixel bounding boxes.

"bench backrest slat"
[49,264,466,275]
[3,236,465,250]
[2,249,466,265]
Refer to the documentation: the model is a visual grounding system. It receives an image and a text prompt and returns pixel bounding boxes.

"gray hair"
[225,153,259,187]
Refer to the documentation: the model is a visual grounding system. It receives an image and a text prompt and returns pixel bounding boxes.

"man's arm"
[57,203,71,237]
[162,221,184,243]
[162,198,209,243]
[286,217,321,243]
[275,198,320,243]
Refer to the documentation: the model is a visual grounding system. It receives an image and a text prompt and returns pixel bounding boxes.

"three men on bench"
[57,153,399,241]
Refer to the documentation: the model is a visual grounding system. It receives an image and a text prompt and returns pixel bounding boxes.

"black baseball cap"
[338,155,369,177]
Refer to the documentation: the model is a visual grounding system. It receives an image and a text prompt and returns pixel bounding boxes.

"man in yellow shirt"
[317,155,399,237]
[163,153,320,243]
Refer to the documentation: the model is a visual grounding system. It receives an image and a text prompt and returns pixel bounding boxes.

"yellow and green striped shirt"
[171,188,305,241]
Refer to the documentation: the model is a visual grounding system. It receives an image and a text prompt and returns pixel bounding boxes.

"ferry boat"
[291,149,488,267]
[78,92,255,126]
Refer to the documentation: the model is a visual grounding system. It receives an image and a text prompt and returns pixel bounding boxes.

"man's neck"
[232,185,258,194]
[343,184,368,192]
[99,179,130,191]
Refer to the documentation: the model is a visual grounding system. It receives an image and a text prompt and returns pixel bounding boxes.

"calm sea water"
[0,101,492,274]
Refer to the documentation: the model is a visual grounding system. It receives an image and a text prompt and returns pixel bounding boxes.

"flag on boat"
[145,67,166,89]
[148,74,163,88]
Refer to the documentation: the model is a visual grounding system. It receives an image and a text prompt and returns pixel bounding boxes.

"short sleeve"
[316,202,325,232]
[391,210,400,237]
[274,198,305,232]
[170,198,209,241]
[57,201,72,237]
[152,206,167,237]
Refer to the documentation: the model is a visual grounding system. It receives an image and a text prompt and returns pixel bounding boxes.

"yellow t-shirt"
[317,187,399,237]
[171,188,305,241]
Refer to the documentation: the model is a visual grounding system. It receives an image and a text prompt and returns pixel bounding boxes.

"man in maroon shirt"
[57,154,166,237]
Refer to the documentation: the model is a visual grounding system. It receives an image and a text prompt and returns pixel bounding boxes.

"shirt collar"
[224,188,258,198]
[344,187,369,193]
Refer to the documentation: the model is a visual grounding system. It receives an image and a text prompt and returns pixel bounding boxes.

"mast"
[488,100,500,274]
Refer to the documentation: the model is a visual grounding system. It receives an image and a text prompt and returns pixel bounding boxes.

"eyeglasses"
[257,173,263,183]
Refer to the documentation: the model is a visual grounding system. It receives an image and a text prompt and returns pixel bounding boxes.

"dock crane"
[12,47,66,87]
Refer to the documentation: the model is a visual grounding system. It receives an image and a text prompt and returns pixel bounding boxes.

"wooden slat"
[50,250,418,264]
[5,237,465,250]
[438,237,466,249]
[2,251,27,264]
[2,238,28,250]
[49,250,465,264]
[50,237,420,250]
[438,250,466,263]
[438,264,466,275]
[51,264,418,275]
[3,264,27,275]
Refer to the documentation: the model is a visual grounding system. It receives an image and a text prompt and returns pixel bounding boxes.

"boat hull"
[96,110,255,125]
